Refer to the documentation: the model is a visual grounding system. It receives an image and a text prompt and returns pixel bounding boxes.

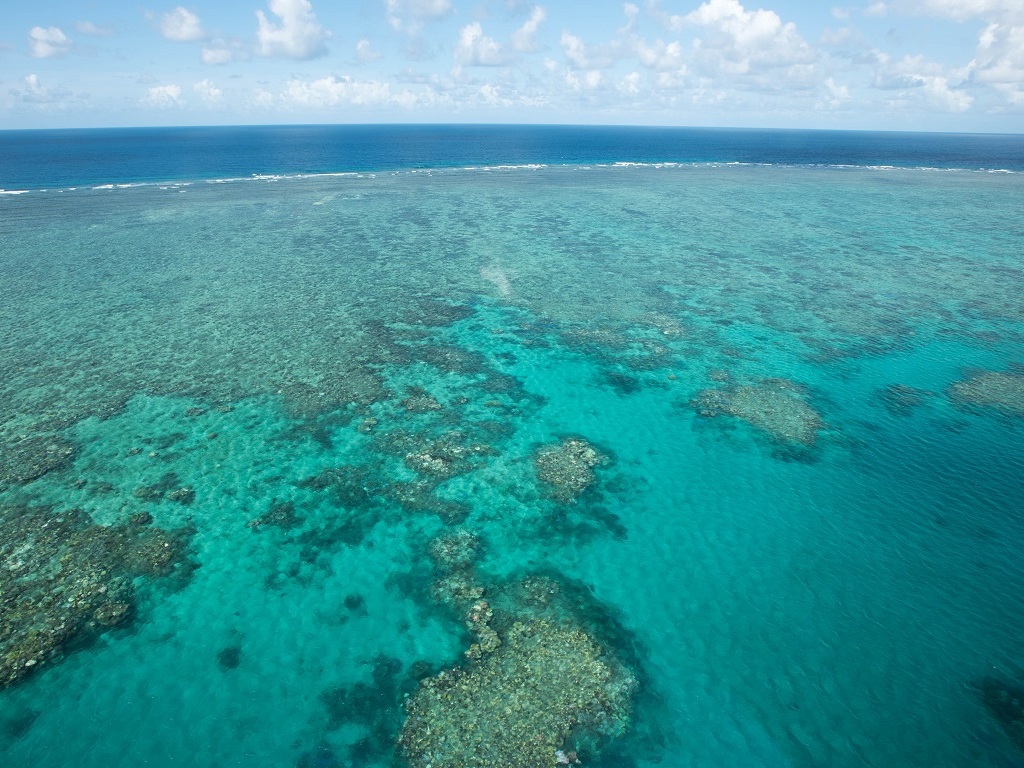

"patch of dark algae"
[0,505,194,688]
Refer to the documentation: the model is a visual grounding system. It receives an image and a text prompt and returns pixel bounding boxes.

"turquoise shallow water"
[2,163,1024,768]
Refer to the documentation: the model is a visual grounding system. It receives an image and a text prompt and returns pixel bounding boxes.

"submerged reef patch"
[874,384,934,417]
[398,616,636,768]
[948,369,1024,419]
[534,438,609,503]
[0,505,193,688]
[0,434,76,490]
[977,677,1024,752]
[403,568,642,768]
[692,378,824,446]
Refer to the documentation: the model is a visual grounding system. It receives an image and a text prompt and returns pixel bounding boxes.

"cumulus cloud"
[559,31,617,69]
[28,26,72,58]
[143,83,184,107]
[566,68,603,91]
[456,23,508,66]
[511,6,547,52]
[160,7,204,42]
[619,71,642,93]
[893,0,1022,22]
[282,75,393,106]
[202,38,248,65]
[386,0,453,32]
[356,39,382,62]
[683,0,817,79]
[193,78,223,104]
[872,52,973,111]
[10,73,74,104]
[634,38,686,72]
[75,21,114,36]
[256,0,330,59]
[823,76,851,106]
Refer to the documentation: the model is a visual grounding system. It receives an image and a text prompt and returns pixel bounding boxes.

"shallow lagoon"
[2,163,1024,768]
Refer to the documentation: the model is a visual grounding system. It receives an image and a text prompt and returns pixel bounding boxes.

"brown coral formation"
[398,617,635,768]
[0,505,192,688]
[534,438,608,503]
[0,434,76,490]
[692,379,824,445]
[948,369,1024,419]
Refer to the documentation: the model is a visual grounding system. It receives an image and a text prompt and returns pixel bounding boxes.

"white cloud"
[252,88,274,107]
[683,0,817,80]
[142,83,184,108]
[193,78,223,104]
[75,21,114,36]
[160,7,204,42]
[386,0,453,32]
[872,52,973,111]
[566,68,603,90]
[823,76,851,106]
[893,0,1022,22]
[511,6,547,52]
[282,76,395,106]
[635,38,686,72]
[619,71,642,93]
[202,44,232,65]
[356,39,382,62]
[968,21,1024,105]
[560,31,595,68]
[28,26,72,58]
[10,73,74,104]
[256,0,330,60]
[456,22,508,66]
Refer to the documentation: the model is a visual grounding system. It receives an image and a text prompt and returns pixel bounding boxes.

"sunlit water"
[2,160,1024,768]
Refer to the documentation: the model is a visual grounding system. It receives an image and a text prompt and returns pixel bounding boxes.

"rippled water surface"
[2,161,1024,768]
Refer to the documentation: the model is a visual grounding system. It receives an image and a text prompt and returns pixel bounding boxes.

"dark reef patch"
[217,645,242,671]
[0,505,194,688]
[875,384,934,417]
[0,434,76,490]
[977,676,1024,752]
[948,368,1024,420]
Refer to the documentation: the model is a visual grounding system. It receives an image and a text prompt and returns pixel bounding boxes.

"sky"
[2,0,1022,131]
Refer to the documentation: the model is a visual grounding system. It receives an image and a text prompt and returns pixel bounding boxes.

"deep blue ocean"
[2,125,1024,768]
[2,124,1024,189]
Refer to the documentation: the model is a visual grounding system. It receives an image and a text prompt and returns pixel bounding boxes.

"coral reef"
[535,438,608,503]
[398,617,636,768]
[248,500,299,531]
[402,432,495,480]
[429,530,482,572]
[0,434,76,490]
[0,505,193,688]
[876,384,933,417]
[948,369,1024,419]
[692,379,824,445]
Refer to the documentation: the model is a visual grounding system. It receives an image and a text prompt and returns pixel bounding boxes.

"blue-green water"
[2,160,1024,768]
